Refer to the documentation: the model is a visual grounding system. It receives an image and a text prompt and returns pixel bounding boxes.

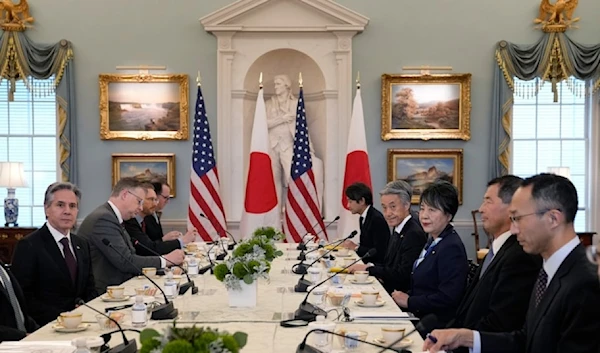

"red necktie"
[59,237,77,284]
[141,220,146,233]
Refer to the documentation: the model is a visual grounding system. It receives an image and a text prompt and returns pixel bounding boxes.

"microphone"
[205,242,220,274]
[101,238,178,320]
[76,298,138,353]
[292,230,357,275]
[294,231,358,292]
[298,216,340,257]
[296,327,408,353]
[199,213,237,250]
[133,240,198,295]
[374,314,438,353]
[291,248,376,322]
[297,216,326,250]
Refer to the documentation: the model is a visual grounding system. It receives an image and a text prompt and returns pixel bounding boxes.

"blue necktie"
[479,246,494,278]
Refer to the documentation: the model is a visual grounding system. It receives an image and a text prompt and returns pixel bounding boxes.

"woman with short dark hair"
[391,180,468,331]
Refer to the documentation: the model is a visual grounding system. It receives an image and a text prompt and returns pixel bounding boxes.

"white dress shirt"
[489,230,512,261]
[471,236,581,353]
[47,222,76,259]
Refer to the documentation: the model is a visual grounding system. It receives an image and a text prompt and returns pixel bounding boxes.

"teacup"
[381,326,406,346]
[360,290,379,305]
[57,312,82,329]
[106,286,125,299]
[354,271,369,283]
[142,267,157,277]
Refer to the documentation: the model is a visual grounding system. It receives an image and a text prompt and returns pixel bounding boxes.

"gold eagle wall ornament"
[0,0,34,31]
[534,0,579,32]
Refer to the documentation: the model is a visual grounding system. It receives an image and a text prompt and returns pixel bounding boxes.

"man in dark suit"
[11,182,98,326]
[78,177,185,294]
[0,260,38,341]
[124,183,196,256]
[347,180,427,293]
[340,182,390,263]
[424,173,600,353]
[144,180,193,243]
[448,175,541,334]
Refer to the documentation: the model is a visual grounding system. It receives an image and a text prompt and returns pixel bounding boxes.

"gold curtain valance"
[495,33,600,102]
[0,31,73,100]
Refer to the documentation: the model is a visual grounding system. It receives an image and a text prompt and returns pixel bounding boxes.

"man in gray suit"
[79,177,185,294]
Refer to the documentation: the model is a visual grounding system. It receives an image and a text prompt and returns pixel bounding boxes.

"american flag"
[283,87,327,243]
[187,86,227,242]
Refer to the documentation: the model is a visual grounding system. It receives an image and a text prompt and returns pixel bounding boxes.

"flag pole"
[356,71,360,89]
[298,72,303,88]
[196,71,201,87]
[259,72,263,89]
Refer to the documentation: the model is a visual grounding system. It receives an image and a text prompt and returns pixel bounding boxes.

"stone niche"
[201,0,369,233]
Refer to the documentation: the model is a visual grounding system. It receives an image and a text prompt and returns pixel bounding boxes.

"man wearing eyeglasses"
[79,177,185,294]
[143,181,193,243]
[423,173,600,353]
[124,183,196,255]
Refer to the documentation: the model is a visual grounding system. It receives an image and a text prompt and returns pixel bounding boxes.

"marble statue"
[265,74,324,219]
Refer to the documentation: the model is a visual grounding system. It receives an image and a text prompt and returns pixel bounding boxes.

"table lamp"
[0,162,28,226]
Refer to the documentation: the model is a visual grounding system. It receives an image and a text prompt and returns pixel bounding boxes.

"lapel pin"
[76,246,81,250]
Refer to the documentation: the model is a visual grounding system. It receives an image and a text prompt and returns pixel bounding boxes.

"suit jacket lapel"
[41,226,73,287]
[71,236,85,293]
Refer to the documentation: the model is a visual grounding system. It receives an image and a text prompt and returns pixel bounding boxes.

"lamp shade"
[0,162,28,188]
[547,166,571,180]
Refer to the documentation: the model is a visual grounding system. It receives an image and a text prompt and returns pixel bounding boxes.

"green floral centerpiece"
[139,324,247,353]
[213,227,284,292]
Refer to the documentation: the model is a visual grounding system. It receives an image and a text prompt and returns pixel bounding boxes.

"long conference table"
[16,243,429,352]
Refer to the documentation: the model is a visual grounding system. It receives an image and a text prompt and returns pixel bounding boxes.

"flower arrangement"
[139,324,247,353]
[213,227,284,291]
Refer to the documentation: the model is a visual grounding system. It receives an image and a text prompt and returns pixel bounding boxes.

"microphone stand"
[76,299,138,353]
[290,248,376,322]
[133,240,198,295]
[296,328,409,353]
[200,213,238,250]
[102,239,178,320]
[292,230,357,275]
[297,216,340,256]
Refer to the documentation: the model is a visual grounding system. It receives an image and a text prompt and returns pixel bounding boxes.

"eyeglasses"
[586,245,598,265]
[127,190,144,206]
[159,194,171,201]
[509,209,554,224]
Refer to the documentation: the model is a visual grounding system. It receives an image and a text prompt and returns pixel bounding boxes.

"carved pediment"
[200,0,369,32]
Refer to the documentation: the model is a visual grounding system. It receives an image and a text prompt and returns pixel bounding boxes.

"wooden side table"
[577,232,596,247]
[0,227,37,264]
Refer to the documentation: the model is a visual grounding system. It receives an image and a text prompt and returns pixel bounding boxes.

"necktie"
[0,266,26,332]
[533,268,548,308]
[59,237,77,284]
[479,246,494,278]
[359,216,364,225]
[141,220,146,233]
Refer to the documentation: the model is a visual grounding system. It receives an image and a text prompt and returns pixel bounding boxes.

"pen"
[426,333,438,344]
[104,304,133,312]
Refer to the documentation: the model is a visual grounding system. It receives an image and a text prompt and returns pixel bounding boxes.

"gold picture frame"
[99,74,189,140]
[387,149,463,204]
[112,153,176,197]
[381,73,471,140]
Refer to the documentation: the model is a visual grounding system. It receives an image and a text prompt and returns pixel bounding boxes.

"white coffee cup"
[142,267,157,277]
[307,267,321,282]
[57,312,82,329]
[354,271,369,283]
[106,286,125,299]
[381,326,406,345]
[360,290,379,305]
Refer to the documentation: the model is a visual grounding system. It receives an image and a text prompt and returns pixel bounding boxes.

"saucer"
[355,299,385,307]
[101,294,130,302]
[350,278,374,284]
[53,323,89,333]
[373,337,413,348]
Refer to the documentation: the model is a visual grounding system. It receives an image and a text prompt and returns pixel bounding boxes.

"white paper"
[0,340,74,353]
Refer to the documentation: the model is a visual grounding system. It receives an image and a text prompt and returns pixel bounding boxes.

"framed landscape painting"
[387,149,463,204]
[112,153,176,197]
[99,74,189,140]
[381,73,471,141]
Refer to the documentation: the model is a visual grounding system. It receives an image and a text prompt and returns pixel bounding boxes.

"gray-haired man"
[348,180,427,293]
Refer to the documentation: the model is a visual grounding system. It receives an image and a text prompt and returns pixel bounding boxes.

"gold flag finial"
[259,72,263,89]
[299,72,303,87]
[356,71,361,89]
[196,71,201,87]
